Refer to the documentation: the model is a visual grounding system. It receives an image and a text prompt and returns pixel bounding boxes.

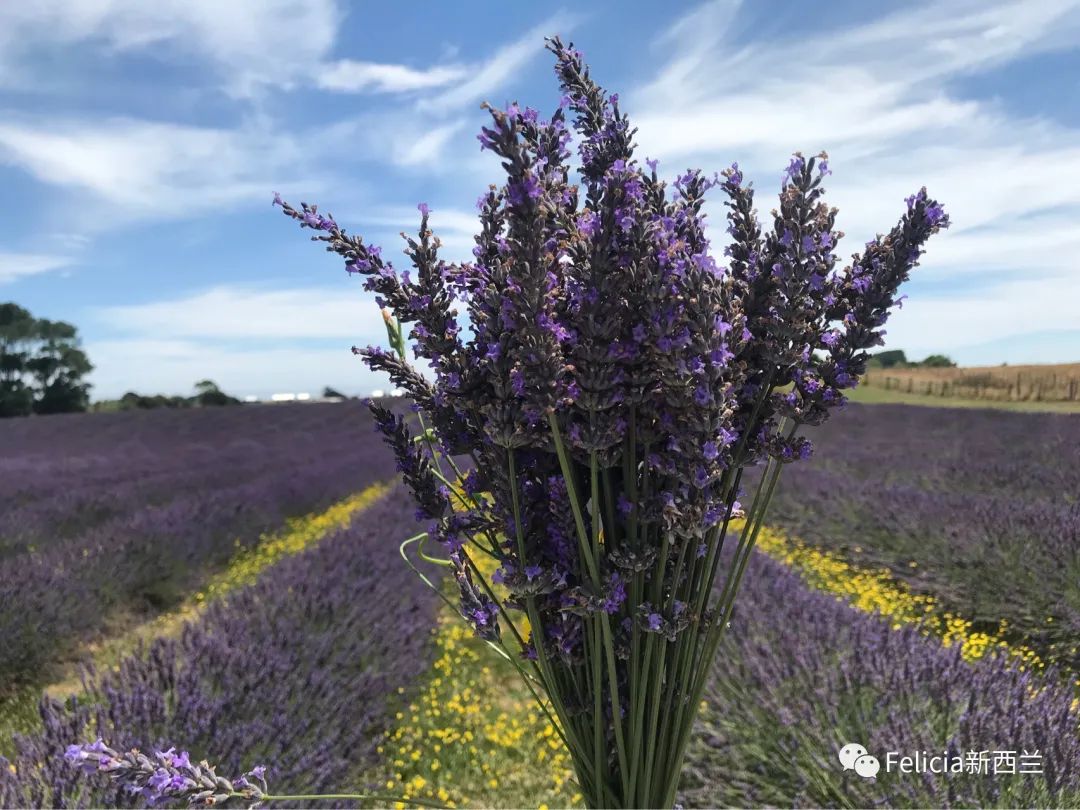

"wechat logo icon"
[839,743,880,778]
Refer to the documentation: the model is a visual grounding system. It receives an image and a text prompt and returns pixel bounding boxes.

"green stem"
[507,449,591,772]
[625,570,645,801]
[651,535,692,797]
[591,616,605,807]
[260,793,445,808]
[636,530,670,806]
[548,414,600,586]
[661,449,787,808]
[640,634,668,807]
[601,611,630,803]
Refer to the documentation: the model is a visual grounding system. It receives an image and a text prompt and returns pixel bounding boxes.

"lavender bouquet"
[271,37,948,809]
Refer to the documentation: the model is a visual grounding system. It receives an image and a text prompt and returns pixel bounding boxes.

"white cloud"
[85,338,382,399]
[0,252,72,284]
[317,60,467,93]
[0,0,341,98]
[885,271,1080,360]
[0,116,332,226]
[392,120,470,168]
[86,282,449,398]
[96,284,387,341]
[87,284,399,398]
[423,11,582,113]
[85,282,440,398]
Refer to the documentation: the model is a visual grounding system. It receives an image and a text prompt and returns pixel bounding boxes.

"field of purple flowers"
[2,402,1079,808]
[682,545,1080,808]
[0,403,393,696]
[1,486,440,809]
[767,403,1080,669]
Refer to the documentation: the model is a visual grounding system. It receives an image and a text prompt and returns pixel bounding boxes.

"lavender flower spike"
[65,739,267,807]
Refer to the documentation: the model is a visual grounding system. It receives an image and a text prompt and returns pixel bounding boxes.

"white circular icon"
[854,754,881,778]
[838,743,868,770]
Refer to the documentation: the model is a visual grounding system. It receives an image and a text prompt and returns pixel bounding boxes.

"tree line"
[3,302,361,418]
[868,349,957,369]
[93,379,242,412]
[2,303,247,418]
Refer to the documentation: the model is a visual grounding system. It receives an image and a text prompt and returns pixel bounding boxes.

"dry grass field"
[862,362,1080,404]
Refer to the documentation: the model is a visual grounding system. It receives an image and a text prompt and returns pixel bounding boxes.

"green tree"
[919,353,956,368]
[26,319,93,414]
[0,304,36,417]
[867,349,908,369]
[192,379,240,407]
[0,303,93,417]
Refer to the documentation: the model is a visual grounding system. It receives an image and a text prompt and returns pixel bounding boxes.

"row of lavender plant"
[763,403,1080,668]
[679,544,1080,808]
[0,486,441,809]
[2,403,384,548]
[0,402,394,689]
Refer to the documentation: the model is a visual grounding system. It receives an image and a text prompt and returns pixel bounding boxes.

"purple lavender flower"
[63,739,266,807]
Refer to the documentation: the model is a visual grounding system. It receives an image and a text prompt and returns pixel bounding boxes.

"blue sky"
[2,0,1079,399]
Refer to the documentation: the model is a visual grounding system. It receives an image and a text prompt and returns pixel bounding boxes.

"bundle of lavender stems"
[274,36,949,810]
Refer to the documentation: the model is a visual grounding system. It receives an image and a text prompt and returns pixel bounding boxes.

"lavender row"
[764,403,1080,666]
[679,546,1080,808]
[0,403,395,688]
[0,486,441,809]
[0,400,374,461]
[2,403,388,548]
[3,448,333,554]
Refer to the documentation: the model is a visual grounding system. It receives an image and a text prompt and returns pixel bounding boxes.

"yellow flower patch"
[375,611,578,809]
[749,521,1048,669]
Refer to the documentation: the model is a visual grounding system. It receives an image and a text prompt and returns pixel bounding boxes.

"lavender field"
[2,401,1079,808]
[769,404,1080,669]
[0,404,393,718]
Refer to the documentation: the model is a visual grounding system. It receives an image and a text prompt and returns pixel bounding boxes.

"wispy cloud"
[423,11,582,112]
[392,120,471,168]
[95,284,387,341]
[0,0,341,98]
[0,116,336,227]
[0,252,72,284]
[324,11,581,171]
[317,60,468,93]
